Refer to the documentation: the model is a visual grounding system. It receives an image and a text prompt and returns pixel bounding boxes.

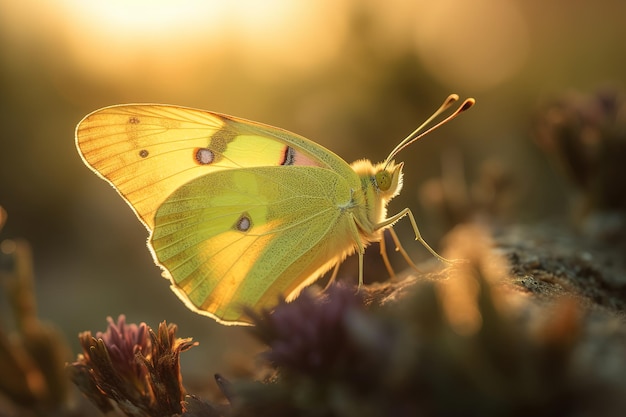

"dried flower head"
[68,316,197,417]
[247,284,365,375]
[139,321,197,415]
[94,316,150,391]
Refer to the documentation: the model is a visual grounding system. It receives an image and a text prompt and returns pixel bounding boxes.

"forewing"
[75,104,352,230]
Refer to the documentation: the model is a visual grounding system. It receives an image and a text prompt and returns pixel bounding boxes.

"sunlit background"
[1,0,625,390]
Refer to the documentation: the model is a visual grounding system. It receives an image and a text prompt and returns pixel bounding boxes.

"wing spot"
[128,116,140,124]
[234,213,252,232]
[195,148,215,165]
[281,146,296,165]
[139,149,149,158]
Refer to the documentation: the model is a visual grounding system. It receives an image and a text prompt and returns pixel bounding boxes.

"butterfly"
[75,94,474,325]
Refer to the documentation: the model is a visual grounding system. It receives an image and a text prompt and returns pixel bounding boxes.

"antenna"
[384,94,475,168]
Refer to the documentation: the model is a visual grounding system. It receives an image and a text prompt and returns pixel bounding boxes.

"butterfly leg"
[323,262,342,290]
[380,228,424,278]
[358,250,364,288]
[376,208,453,264]
[388,227,423,273]
[347,213,366,287]
[379,230,396,278]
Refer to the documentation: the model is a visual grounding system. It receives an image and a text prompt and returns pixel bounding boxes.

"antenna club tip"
[445,94,460,105]
[460,98,476,111]
[384,94,475,162]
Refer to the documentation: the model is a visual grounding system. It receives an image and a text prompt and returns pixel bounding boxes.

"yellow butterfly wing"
[76,104,354,230]
[152,166,358,325]
[76,104,364,325]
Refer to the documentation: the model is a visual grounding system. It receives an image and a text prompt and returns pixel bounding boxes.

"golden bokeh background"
[1,0,625,382]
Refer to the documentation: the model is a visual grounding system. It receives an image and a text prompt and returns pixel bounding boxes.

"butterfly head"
[374,160,404,202]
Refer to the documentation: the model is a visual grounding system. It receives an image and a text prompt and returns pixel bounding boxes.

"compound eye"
[375,170,392,191]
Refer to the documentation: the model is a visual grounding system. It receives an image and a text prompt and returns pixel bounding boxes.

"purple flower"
[68,315,197,417]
